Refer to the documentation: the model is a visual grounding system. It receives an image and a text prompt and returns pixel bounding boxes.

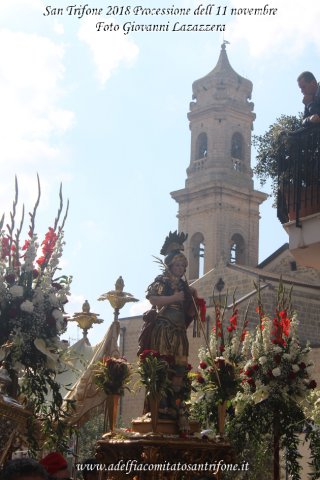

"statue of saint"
[138,231,201,432]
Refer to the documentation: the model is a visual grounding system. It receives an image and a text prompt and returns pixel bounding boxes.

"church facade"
[119,44,320,427]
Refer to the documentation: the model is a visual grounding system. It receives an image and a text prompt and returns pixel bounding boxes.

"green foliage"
[21,366,76,453]
[137,350,171,399]
[253,113,303,200]
[306,424,320,479]
[189,388,219,431]
[76,413,105,460]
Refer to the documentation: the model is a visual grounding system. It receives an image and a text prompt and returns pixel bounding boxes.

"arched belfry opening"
[189,232,205,279]
[231,132,244,171]
[195,132,208,160]
[230,233,245,265]
[231,132,244,160]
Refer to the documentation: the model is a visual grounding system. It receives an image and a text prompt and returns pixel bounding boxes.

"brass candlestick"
[98,276,138,321]
[69,300,103,338]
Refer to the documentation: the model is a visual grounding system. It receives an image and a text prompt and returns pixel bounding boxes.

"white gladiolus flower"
[231,336,240,354]
[20,300,34,313]
[292,364,300,372]
[9,285,24,297]
[244,361,253,371]
[198,346,207,362]
[272,367,281,377]
[251,337,260,360]
[209,333,217,358]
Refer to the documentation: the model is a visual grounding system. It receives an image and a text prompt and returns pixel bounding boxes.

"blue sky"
[1,0,319,345]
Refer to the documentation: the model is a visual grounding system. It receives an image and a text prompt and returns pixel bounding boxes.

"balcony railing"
[277,127,320,226]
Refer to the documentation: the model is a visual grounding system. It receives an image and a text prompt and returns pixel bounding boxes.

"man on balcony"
[297,71,320,127]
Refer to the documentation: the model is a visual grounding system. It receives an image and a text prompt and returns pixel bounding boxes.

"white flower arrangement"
[0,177,72,449]
[235,304,317,411]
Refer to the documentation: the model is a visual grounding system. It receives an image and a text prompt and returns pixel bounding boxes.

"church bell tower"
[171,43,267,280]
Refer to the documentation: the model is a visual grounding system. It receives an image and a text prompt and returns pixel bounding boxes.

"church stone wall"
[119,315,145,427]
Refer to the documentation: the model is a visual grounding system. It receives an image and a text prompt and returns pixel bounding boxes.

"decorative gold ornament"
[98,276,138,321]
[69,300,103,337]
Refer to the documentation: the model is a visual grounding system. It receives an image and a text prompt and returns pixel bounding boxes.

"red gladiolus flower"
[244,369,254,377]
[186,363,192,371]
[288,371,296,380]
[36,256,46,266]
[299,362,306,370]
[199,361,207,370]
[1,236,10,259]
[256,305,264,319]
[22,240,30,251]
[196,297,206,322]
[36,227,58,266]
[240,330,248,342]
[229,310,238,329]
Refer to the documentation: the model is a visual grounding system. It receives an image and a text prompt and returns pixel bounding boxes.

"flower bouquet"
[231,283,319,479]
[94,356,132,396]
[137,350,172,432]
[137,350,171,400]
[0,177,72,451]
[195,296,248,403]
[94,356,132,431]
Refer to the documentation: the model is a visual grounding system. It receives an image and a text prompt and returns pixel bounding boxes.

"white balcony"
[284,211,320,269]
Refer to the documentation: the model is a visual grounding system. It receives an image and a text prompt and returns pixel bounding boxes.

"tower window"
[195,132,208,160]
[231,132,244,160]
[230,233,245,265]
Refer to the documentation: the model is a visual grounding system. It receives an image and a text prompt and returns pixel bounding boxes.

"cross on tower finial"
[222,39,230,50]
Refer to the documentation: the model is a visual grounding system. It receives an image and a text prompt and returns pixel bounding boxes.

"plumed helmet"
[160,231,188,267]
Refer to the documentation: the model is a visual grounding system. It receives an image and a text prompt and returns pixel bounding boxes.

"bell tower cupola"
[171,43,267,280]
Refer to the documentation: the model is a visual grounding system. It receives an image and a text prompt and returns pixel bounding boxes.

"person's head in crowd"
[39,453,71,480]
[81,459,99,480]
[1,458,48,480]
[297,71,318,97]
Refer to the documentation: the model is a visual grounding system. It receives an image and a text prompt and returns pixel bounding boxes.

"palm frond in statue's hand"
[152,255,168,273]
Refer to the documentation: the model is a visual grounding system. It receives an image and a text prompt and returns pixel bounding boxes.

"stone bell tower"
[171,43,267,280]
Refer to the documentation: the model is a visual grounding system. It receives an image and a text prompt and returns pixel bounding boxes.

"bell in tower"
[171,43,267,280]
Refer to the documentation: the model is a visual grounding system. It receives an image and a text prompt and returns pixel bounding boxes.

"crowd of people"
[0,454,99,480]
